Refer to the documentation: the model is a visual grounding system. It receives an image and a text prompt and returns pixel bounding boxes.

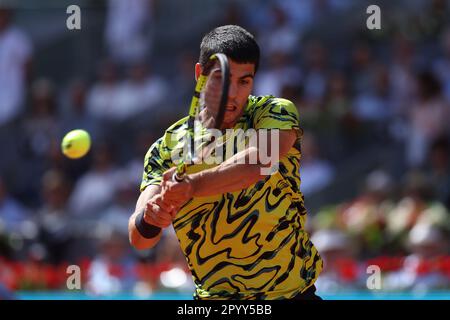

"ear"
[195,63,202,81]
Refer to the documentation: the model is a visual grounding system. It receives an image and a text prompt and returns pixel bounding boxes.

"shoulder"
[163,116,189,146]
[165,116,189,134]
[4,27,32,48]
[248,95,299,124]
[248,95,298,114]
[146,116,188,156]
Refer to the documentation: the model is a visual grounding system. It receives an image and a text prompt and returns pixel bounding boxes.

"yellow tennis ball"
[61,129,91,159]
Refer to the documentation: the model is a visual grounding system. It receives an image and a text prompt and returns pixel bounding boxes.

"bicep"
[278,129,298,159]
[256,128,297,164]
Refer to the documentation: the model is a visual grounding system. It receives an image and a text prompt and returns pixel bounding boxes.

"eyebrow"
[238,73,254,80]
[210,69,254,79]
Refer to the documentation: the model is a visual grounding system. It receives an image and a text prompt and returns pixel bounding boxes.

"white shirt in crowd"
[87,76,168,122]
[0,26,32,125]
[105,0,152,63]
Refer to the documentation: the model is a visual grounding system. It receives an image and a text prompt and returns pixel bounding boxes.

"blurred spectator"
[0,7,33,127]
[275,0,315,33]
[59,79,99,142]
[21,78,59,159]
[105,0,153,64]
[12,78,60,204]
[36,170,74,264]
[113,61,168,122]
[86,60,121,122]
[389,34,417,116]
[426,137,450,208]
[121,130,159,187]
[322,71,349,117]
[352,64,392,125]
[385,171,432,242]
[299,132,335,196]
[259,4,299,56]
[339,170,394,256]
[302,40,328,105]
[100,179,137,236]
[152,227,194,292]
[383,223,449,292]
[0,177,31,234]
[86,228,138,296]
[433,27,450,102]
[172,52,198,109]
[311,229,360,294]
[320,70,357,154]
[350,42,377,96]
[88,61,168,124]
[153,227,187,267]
[254,51,301,97]
[68,143,121,218]
[406,71,450,168]
[417,0,449,40]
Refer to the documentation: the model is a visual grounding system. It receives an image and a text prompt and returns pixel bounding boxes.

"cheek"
[236,86,252,106]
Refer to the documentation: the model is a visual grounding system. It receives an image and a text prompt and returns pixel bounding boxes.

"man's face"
[197,59,255,129]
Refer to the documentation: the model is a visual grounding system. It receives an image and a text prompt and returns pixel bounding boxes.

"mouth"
[225,105,237,112]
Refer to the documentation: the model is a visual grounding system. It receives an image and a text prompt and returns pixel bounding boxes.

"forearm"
[128,185,162,250]
[191,147,268,197]
[129,208,162,250]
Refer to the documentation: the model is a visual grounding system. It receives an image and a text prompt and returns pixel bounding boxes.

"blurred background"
[0,0,449,300]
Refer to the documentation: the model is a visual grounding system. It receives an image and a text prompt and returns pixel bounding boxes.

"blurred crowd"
[0,0,449,297]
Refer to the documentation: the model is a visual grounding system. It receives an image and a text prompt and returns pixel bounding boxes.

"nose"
[228,80,237,101]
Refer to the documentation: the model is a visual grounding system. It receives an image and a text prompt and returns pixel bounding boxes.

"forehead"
[210,59,255,77]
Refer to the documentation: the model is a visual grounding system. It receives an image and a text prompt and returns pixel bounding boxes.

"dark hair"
[417,70,442,100]
[199,25,260,73]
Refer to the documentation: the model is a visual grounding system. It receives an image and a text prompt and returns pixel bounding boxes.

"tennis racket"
[173,53,230,182]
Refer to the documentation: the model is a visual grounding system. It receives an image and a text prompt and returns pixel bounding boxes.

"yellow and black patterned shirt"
[140,95,323,299]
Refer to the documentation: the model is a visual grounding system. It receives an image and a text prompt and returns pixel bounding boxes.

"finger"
[161,192,186,206]
[160,185,177,204]
[169,207,178,219]
[154,195,175,212]
[163,167,177,182]
[148,199,174,217]
[146,202,174,227]
[144,210,171,228]
[166,181,191,195]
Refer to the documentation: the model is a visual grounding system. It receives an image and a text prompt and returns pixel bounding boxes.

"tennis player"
[128,25,323,300]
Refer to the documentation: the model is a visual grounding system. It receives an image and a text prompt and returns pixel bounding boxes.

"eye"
[239,79,250,86]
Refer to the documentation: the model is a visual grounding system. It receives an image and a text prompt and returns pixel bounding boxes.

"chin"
[223,117,237,127]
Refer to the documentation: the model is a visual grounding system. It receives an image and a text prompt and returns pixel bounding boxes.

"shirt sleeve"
[140,137,172,191]
[253,98,300,131]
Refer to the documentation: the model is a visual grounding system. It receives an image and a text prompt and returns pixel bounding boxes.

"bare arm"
[128,184,175,250]
[191,147,267,196]
[191,129,297,196]
[161,129,298,206]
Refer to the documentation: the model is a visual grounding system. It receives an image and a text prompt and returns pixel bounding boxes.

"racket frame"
[173,53,230,182]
